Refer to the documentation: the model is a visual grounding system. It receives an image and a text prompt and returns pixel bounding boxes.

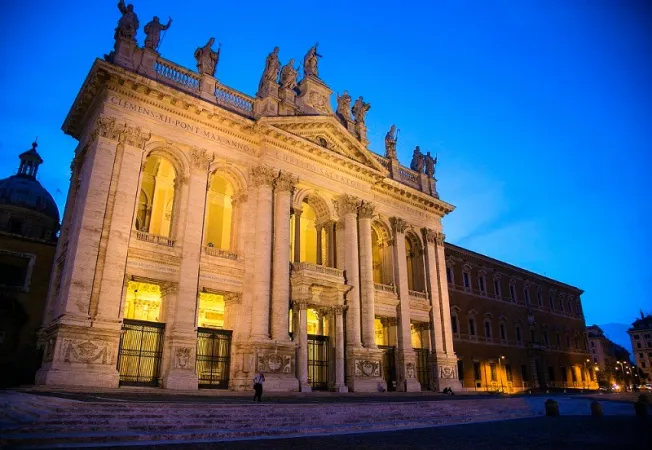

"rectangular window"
[521,364,528,382]
[478,277,485,293]
[537,290,542,306]
[524,289,530,304]
[559,299,564,312]
[543,331,549,346]
[500,323,506,340]
[484,321,491,338]
[561,366,567,382]
[451,315,458,334]
[566,336,571,348]
[473,361,481,380]
[571,368,577,382]
[494,279,501,298]
[457,360,464,381]
[469,319,476,336]
[446,267,452,283]
[489,363,497,382]
[549,295,555,311]
[463,272,470,288]
[509,284,516,302]
[516,327,522,344]
[548,366,555,382]
[505,363,512,382]
[0,252,31,288]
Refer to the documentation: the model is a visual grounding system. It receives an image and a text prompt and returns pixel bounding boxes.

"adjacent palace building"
[35,4,594,392]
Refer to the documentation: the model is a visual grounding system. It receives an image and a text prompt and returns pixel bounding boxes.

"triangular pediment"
[260,115,387,173]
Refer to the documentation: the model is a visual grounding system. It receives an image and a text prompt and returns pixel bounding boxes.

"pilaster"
[294,300,312,392]
[358,201,377,349]
[331,304,348,392]
[337,194,361,349]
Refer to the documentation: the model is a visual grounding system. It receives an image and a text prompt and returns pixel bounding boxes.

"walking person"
[253,372,265,402]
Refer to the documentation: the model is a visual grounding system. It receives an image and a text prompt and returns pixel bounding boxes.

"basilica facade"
[35,5,591,393]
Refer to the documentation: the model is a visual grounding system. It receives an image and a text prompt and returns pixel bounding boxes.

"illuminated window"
[197,292,225,329]
[204,173,235,251]
[505,364,512,382]
[123,281,163,323]
[489,363,497,382]
[136,155,177,238]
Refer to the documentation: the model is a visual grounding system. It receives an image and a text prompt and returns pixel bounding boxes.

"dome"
[0,142,60,224]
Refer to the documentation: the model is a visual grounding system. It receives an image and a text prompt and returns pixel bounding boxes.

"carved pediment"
[261,116,387,173]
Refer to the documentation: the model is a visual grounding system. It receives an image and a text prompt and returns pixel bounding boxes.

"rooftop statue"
[351,96,371,125]
[257,47,281,96]
[410,146,424,172]
[385,125,398,159]
[303,43,321,78]
[144,16,172,51]
[194,38,221,77]
[336,91,352,122]
[115,0,139,42]
[280,59,299,90]
[424,151,437,178]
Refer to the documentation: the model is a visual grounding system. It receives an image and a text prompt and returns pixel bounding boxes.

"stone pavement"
[0,389,648,449]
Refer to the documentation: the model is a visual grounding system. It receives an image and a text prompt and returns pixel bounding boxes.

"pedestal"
[161,333,199,390]
[199,73,217,102]
[35,322,121,388]
[279,87,298,115]
[137,47,158,78]
[254,96,279,118]
[434,355,463,392]
[346,347,386,392]
[295,76,332,115]
[397,350,422,392]
[112,37,139,71]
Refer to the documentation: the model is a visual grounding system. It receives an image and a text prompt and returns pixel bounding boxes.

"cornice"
[371,181,455,218]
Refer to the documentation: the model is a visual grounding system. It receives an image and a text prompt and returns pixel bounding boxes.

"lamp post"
[616,361,628,391]
[498,356,505,393]
[583,359,590,390]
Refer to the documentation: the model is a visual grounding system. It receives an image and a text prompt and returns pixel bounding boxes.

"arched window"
[136,155,177,238]
[451,307,460,335]
[204,173,235,250]
[371,221,394,286]
[405,233,425,292]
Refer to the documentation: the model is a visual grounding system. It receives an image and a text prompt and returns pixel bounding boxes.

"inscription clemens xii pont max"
[109,95,254,153]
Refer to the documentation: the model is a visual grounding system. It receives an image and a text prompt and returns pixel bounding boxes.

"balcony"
[135,231,175,247]
[374,283,396,294]
[203,246,239,261]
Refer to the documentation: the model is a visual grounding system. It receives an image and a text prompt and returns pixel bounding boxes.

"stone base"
[295,76,332,115]
[299,382,312,393]
[403,377,422,392]
[437,378,462,392]
[330,384,349,393]
[35,322,121,388]
[264,374,300,392]
[346,346,386,392]
[434,355,463,392]
[162,369,198,391]
[254,96,279,118]
[348,376,386,392]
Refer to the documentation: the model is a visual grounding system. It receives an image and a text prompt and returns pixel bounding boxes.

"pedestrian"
[253,372,265,402]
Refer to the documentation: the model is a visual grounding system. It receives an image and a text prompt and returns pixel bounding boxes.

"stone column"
[427,229,462,392]
[271,171,297,342]
[332,304,348,392]
[358,201,377,349]
[422,228,445,356]
[316,224,323,265]
[293,209,302,263]
[162,147,213,390]
[249,166,277,340]
[390,217,420,392]
[294,300,311,392]
[338,194,361,348]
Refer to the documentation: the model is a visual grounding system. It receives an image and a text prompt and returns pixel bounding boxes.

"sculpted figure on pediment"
[280,59,299,90]
[144,16,172,50]
[424,151,437,178]
[115,0,139,42]
[410,146,424,172]
[303,43,321,78]
[351,96,370,125]
[336,91,352,122]
[257,47,281,96]
[195,38,221,77]
[385,125,398,159]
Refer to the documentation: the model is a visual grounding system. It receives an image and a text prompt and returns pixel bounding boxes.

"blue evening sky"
[1,1,650,351]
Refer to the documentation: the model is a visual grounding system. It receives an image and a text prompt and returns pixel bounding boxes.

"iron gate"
[380,345,396,391]
[117,319,165,387]
[415,348,431,391]
[307,334,329,390]
[196,328,232,389]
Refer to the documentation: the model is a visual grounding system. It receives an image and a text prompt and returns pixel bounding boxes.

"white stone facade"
[35,35,461,393]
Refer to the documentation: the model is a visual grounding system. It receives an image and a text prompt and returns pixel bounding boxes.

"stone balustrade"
[154,59,201,92]
[214,83,254,117]
[374,282,396,294]
[291,261,343,278]
[203,246,239,260]
[135,230,175,247]
[408,289,427,299]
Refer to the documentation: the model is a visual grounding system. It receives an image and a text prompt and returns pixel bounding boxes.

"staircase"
[0,392,535,448]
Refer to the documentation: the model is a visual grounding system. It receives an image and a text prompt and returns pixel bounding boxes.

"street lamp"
[616,361,628,391]
[583,359,590,389]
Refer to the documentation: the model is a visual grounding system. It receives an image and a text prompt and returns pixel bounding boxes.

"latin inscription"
[273,150,366,191]
[109,96,255,154]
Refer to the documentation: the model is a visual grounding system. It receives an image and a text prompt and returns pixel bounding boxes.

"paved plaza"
[1,389,649,449]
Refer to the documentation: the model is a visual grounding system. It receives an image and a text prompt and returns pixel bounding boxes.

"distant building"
[628,312,652,381]
[0,142,60,386]
[587,325,616,370]
[447,243,595,392]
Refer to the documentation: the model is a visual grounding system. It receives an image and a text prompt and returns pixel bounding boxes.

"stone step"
[1,413,534,448]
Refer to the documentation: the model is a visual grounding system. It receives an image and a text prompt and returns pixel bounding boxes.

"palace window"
[509,284,517,303]
[463,271,470,289]
[493,279,502,299]
[484,320,492,338]
[371,223,394,285]
[530,329,535,343]
[0,251,32,289]
[543,330,549,346]
[560,366,567,382]
[524,288,530,305]
[500,323,506,340]
[548,366,555,382]
[478,273,486,294]
[136,154,177,238]
[446,267,452,283]
[549,292,555,311]
[123,281,163,323]
[204,173,236,251]
[556,333,561,347]
[521,364,529,382]
[489,363,497,382]
[537,288,543,306]
[505,363,513,382]
[469,318,476,336]
[405,234,425,292]
[516,326,522,344]
[451,314,458,334]
[473,361,481,381]
[559,297,565,312]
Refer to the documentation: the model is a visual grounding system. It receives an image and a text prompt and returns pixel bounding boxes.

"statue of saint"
[144,16,172,50]
[385,125,398,159]
[257,47,281,96]
[410,146,424,172]
[115,0,139,42]
[336,91,352,122]
[303,43,321,78]
[194,38,221,77]
[424,151,437,178]
[351,96,371,124]
[280,59,298,90]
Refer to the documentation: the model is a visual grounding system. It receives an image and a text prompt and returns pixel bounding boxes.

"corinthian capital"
[337,194,359,216]
[357,200,376,219]
[189,147,214,172]
[422,228,437,244]
[389,217,408,235]
[275,171,299,192]
[435,231,445,245]
[93,116,152,149]
[249,165,277,187]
